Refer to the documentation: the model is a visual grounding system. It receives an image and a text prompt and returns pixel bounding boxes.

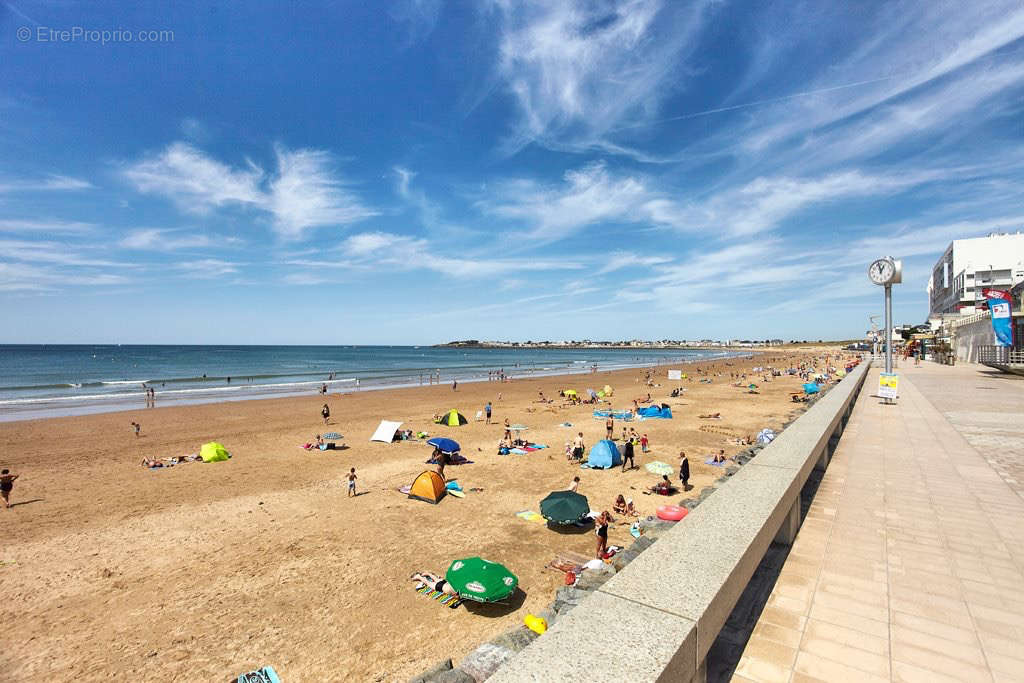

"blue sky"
[2,1,1023,344]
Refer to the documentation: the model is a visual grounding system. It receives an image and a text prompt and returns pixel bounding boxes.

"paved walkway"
[732,363,1024,683]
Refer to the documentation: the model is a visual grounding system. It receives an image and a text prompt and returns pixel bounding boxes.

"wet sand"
[0,350,842,681]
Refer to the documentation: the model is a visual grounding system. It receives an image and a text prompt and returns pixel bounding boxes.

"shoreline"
[0,351,752,423]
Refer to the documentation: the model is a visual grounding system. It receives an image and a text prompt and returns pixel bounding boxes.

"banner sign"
[667,370,682,380]
[878,373,899,400]
[983,288,1014,347]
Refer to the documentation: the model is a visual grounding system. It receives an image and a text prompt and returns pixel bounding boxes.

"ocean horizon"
[0,344,744,422]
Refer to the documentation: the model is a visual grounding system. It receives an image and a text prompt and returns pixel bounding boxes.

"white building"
[927,232,1024,317]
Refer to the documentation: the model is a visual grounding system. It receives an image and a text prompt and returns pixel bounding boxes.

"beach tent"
[200,441,229,462]
[587,439,622,469]
[802,383,820,395]
[408,471,447,503]
[370,420,402,442]
[637,405,673,419]
[437,409,468,426]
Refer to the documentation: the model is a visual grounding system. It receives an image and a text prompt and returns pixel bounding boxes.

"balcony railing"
[979,345,1024,365]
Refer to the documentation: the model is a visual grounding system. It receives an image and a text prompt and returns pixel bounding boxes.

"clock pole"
[884,283,893,375]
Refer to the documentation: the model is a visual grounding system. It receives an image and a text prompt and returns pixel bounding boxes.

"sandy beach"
[0,350,841,681]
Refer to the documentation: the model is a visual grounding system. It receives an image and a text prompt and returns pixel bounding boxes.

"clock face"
[869,258,895,285]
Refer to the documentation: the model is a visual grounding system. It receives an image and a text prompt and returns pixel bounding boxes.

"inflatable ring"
[656,505,688,521]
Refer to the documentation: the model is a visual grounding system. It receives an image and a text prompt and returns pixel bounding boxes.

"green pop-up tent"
[445,556,518,603]
[200,441,230,462]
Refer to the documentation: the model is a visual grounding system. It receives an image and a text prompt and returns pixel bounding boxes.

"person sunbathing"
[141,458,166,468]
[411,572,457,595]
[699,412,721,419]
[613,494,627,515]
[649,475,675,495]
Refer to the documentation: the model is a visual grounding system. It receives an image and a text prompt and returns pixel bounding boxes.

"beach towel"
[704,458,727,467]
[559,422,573,427]
[545,550,591,575]
[399,485,412,494]
[508,448,527,455]
[237,666,281,683]
[415,583,463,608]
[516,510,546,524]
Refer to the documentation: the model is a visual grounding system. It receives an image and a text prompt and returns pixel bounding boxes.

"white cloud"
[596,250,672,274]
[119,228,242,251]
[0,239,129,267]
[482,162,944,241]
[489,0,712,154]
[333,230,582,278]
[175,258,240,279]
[123,142,376,239]
[0,219,94,233]
[0,174,92,193]
[0,262,128,291]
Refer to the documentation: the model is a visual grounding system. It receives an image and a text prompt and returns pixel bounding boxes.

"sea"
[0,345,744,422]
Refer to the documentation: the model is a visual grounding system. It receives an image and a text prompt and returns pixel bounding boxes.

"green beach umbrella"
[445,557,518,603]
[539,490,590,524]
[645,461,673,476]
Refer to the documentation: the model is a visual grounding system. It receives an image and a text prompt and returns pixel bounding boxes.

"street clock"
[868,257,902,285]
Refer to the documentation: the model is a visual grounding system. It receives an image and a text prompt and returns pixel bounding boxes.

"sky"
[2,0,1023,344]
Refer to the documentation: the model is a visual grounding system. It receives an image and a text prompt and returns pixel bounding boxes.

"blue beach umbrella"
[426,437,461,454]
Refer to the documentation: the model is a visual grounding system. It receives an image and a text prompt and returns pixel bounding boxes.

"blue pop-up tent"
[586,439,622,469]
[637,404,673,419]
[802,383,820,395]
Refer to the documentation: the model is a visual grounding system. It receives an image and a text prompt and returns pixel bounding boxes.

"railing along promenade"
[490,360,872,683]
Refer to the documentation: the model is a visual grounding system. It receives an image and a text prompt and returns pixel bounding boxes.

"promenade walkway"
[733,363,1024,682]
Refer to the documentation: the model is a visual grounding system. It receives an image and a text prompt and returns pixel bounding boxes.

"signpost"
[868,257,902,403]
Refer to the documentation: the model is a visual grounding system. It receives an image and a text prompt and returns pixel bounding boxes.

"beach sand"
[0,351,840,681]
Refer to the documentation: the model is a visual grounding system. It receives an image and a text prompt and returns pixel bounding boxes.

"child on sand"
[1,469,19,508]
[131,421,140,438]
[321,403,330,425]
[640,433,649,453]
[613,494,627,515]
[568,476,580,493]
[347,468,357,497]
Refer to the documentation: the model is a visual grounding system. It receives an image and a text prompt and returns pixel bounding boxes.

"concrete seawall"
[488,361,871,683]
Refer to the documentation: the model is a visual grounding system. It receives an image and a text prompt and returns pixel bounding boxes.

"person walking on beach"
[435,449,450,480]
[485,401,492,424]
[131,421,140,438]
[640,433,649,453]
[572,432,585,462]
[503,418,512,442]
[1,469,19,509]
[621,438,636,471]
[321,403,330,425]
[347,468,357,497]
[605,414,614,440]
[452,379,458,391]
[679,451,690,490]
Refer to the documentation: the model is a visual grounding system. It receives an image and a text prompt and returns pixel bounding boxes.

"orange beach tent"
[408,470,447,504]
